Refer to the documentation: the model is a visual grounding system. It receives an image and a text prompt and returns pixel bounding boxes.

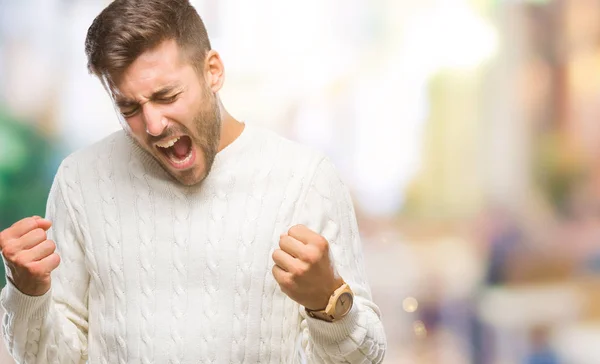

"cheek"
[170,103,194,121]
[169,100,202,127]
[179,86,209,116]
[125,116,147,138]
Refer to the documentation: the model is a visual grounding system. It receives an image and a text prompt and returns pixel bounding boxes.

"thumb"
[34,217,52,231]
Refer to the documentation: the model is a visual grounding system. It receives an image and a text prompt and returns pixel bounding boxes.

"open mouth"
[155,135,195,169]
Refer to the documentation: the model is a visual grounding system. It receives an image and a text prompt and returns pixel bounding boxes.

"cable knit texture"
[1,122,386,363]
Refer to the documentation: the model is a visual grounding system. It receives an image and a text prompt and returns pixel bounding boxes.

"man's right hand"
[0,216,60,296]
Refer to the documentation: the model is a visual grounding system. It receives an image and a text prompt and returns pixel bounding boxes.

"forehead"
[112,40,193,98]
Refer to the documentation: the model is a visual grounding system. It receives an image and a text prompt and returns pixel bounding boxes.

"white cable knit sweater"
[1,122,386,364]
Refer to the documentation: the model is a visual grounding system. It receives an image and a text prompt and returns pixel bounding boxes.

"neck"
[217,105,245,153]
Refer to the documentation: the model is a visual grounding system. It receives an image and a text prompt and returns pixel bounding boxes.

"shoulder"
[248,123,328,177]
[55,130,131,183]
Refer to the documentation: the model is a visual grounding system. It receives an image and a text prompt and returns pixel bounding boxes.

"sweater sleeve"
[1,162,89,364]
[296,157,386,364]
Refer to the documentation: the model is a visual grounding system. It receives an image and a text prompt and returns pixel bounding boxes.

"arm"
[1,163,89,363]
[294,157,387,363]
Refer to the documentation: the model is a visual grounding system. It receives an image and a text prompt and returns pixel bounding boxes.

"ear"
[204,50,225,93]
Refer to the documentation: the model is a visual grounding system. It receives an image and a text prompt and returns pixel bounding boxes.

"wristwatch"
[305,282,354,322]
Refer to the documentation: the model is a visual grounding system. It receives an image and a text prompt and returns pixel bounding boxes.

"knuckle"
[28,266,45,277]
[27,217,39,227]
[304,248,321,264]
[283,276,294,288]
[289,266,300,278]
[14,254,29,267]
[2,245,17,260]
[272,265,281,278]
[288,224,304,236]
[0,230,14,251]
[47,240,57,252]
[16,217,37,232]
[294,264,307,277]
[11,257,22,268]
[34,228,47,240]
[314,236,328,249]
[24,262,40,276]
[47,253,60,270]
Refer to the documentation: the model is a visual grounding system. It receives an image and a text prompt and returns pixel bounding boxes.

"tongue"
[172,137,191,159]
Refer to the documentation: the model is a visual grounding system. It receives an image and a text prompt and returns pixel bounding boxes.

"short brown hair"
[85,0,211,82]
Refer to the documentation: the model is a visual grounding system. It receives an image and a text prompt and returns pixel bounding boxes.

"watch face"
[334,292,353,317]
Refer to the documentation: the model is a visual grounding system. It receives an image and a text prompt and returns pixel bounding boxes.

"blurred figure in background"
[526,326,559,364]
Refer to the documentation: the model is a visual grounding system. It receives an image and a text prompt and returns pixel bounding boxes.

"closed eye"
[121,106,140,118]
[155,93,180,104]
[117,91,181,117]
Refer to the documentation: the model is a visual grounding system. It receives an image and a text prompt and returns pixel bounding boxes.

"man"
[0,1,386,363]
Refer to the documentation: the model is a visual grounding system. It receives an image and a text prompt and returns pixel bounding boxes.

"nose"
[142,102,167,136]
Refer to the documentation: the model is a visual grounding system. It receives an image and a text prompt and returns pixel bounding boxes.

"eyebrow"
[115,84,182,108]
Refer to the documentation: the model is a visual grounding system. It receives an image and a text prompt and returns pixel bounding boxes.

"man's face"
[110,40,221,186]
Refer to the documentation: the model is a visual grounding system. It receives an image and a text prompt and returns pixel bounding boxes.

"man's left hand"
[272,224,343,311]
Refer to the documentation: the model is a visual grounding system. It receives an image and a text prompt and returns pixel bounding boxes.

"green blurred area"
[0,107,57,287]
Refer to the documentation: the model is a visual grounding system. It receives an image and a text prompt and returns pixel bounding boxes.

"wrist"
[306,277,345,311]
[305,281,354,322]
[329,276,344,298]
[8,276,50,297]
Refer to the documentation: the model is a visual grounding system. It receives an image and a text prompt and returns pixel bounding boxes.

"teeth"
[172,148,193,165]
[156,137,180,148]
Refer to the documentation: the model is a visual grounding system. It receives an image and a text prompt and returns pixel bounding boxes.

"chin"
[161,160,206,186]
[173,169,207,186]
[167,154,215,187]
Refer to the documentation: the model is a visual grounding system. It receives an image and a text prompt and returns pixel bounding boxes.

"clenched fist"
[272,224,343,311]
[0,216,60,296]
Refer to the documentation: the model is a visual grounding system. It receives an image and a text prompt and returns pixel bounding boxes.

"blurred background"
[2,0,600,363]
